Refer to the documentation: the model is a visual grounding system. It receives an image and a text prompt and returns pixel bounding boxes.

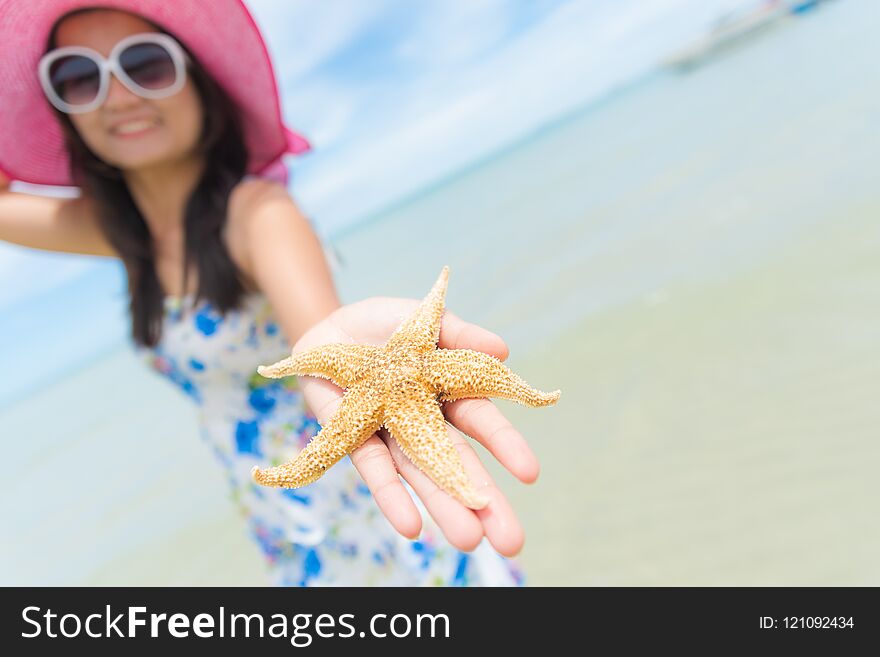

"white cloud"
[247,0,392,83]
[280,77,362,150]
[288,0,759,233]
[296,86,494,208]
[392,0,515,68]
[289,1,663,231]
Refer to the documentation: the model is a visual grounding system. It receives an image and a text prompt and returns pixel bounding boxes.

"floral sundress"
[135,290,525,586]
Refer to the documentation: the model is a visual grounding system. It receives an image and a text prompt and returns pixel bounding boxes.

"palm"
[288,296,539,557]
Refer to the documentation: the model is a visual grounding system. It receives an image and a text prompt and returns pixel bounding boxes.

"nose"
[103,71,144,110]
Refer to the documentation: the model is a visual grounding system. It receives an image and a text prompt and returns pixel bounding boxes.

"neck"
[123,154,206,247]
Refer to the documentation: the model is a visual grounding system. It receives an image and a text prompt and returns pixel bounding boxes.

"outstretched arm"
[231,178,341,346]
[237,181,538,557]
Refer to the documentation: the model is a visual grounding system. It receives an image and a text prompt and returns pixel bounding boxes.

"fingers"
[297,377,422,540]
[438,309,509,362]
[298,374,526,552]
[442,398,540,484]
[331,297,510,361]
[380,427,485,552]
[384,425,525,557]
[350,435,422,540]
[447,425,525,557]
[299,377,345,425]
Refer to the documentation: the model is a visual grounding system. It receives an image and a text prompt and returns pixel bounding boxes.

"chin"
[107,143,198,173]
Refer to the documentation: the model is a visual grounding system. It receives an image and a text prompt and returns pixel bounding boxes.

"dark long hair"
[47,8,251,347]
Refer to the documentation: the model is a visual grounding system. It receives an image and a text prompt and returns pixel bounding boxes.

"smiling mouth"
[110,118,161,137]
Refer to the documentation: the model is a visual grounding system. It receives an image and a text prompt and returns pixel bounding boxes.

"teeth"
[114,119,158,134]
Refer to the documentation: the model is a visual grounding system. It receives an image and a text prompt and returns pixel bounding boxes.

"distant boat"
[662,1,791,72]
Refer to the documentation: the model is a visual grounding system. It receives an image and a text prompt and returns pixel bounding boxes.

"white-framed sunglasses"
[38,32,190,114]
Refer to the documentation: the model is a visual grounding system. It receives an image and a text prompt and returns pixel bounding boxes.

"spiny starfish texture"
[252,265,561,509]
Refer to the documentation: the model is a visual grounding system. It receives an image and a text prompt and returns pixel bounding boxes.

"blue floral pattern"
[136,291,525,586]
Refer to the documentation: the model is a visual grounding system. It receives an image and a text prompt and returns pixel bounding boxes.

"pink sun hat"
[0,0,311,187]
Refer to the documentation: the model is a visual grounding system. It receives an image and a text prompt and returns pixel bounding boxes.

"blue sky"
[0,0,766,404]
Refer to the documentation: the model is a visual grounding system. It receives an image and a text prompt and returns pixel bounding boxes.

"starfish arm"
[424,348,561,407]
[382,381,489,509]
[385,266,449,354]
[257,343,380,388]
[251,384,383,488]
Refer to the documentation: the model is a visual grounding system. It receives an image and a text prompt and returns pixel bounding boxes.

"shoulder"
[227,177,312,240]
[229,177,292,219]
[223,178,290,286]
[224,177,315,280]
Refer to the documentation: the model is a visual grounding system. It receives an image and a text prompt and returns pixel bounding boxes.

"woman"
[0,0,539,586]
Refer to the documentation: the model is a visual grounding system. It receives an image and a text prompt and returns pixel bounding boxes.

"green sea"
[1,0,877,585]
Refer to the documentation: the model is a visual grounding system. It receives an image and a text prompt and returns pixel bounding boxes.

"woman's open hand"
[287,296,540,557]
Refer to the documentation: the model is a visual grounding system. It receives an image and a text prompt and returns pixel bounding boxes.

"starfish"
[251,265,561,509]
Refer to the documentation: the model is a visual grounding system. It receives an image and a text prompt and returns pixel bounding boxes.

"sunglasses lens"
[48,55,101,106]
[119,42,178,91]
